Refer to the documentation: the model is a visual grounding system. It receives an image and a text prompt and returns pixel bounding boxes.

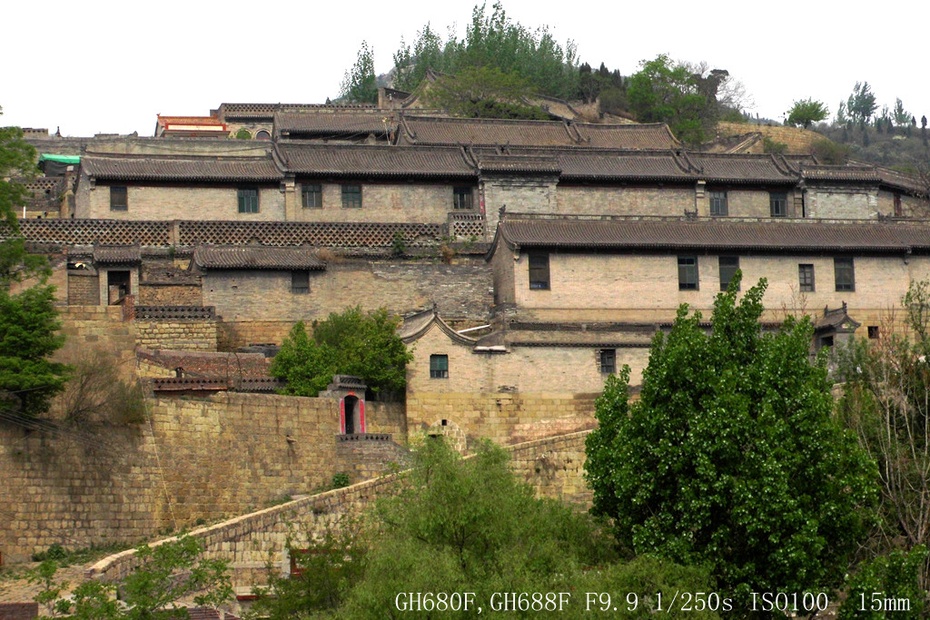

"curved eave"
[93,174,284,183]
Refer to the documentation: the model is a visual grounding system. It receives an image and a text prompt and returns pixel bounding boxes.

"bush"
[271,307,412,398]
[839,546,928,619]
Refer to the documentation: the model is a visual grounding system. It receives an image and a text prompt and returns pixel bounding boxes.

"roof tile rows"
[496,216,930,254]
[192,246,327,270]
[82,155,283,182]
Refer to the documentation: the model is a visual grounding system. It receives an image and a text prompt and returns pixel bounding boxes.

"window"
[678,256,699,290]
[110,186,127,211]
[301,184,322,208]
[709,191,728,216]
[719,256,740,291]
[255,130,271,140]
[770,192,788,218]
[834,257,855,292]
[341,184,362,208]
[528,252,550,290]
[868,325,880,339]
[893,193,903,217]
[453,186,474,210]
[799,264,815,292]
[237,188,259,213]
[429,354,449,379]
[291,271,309,294]
[599,349,616,374]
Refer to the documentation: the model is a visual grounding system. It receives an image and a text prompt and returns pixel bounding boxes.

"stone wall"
[138,283,202,306]
[87,431,592,586]
[0,393,407,563]
[135,319,218,351]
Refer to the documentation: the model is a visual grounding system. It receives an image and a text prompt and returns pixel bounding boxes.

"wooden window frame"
[709,190,728,217]
[453,186,474,210]
[599,349,616,374]
[528,252,550,290]
[110,186,128,211]
[429,354,449,379]
[678,255,699,290]
[799,264,815,292]
[770,192,788,218]
[301,184,322,209]
[719,256,740,291]
[834,257,855,292]
[291,271,309,294]
[237,188,259,214]
[341,184,362,208]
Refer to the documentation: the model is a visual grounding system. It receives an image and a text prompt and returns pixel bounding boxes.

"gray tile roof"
[277,143,477,179]
[494,216,930,254]
[275,110,395,137]
[398,116,680,149]
[192,246,326,270]
[94,245,142,264]
[82,155,283,182]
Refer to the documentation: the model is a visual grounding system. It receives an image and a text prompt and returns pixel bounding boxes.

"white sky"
[2,0,926,138]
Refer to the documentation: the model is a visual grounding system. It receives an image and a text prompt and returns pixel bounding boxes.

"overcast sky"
[3,0,926,138]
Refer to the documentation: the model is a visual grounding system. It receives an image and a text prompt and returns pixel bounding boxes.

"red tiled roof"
[82,155,283,182]
[277,143,476,179]
[192,246,326,270]
[494,216,930,254]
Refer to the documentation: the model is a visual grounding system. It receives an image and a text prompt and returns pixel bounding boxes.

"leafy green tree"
[838,546,928,620]
[585,275,878,602]
[0,272,69,418]
[848,81,878,128]
[626,55,711,144]
[339,41,378,104]
[892,98,911,129]
[423,66,549,119]
[786,98,829,128]
[270,307,412,398]
[388,2,578,101]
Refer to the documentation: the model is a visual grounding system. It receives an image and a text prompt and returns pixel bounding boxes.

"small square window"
[453,186,474,210]
[429,354,449,379]
[678,256,699,290]
[238,188,259,213]
[341,184,362,208]
[799,264,815,292]
[110,186,128,211]
[834,257,855,292]
[528,252,550,290]
[770,192,787,218]
[599,349,616,374]
[301,184,322,208]
[868,325,880,339]
[709,191,728,216]
[719,256,740,291]
[291,271,309,294]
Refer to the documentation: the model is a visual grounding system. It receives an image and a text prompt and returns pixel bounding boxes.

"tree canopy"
[626,55,714,145]
[0,107,68,420]
[585,275,878,601]
[339,40,378,104]
[422,66,549,120]
[391,2,579,100]
[787,97,829,128]
[270,307,411,398]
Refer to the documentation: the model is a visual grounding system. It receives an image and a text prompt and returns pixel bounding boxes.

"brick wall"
[138,283,203,306]
[203,258,493,346]
[77,181,285,221]
[67,272,100,305]
[289,181,455,224]
[806,184,878,219]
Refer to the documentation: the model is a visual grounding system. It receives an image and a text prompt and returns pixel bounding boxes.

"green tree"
[423,66,549,120]
[339,41,378,104]
[848,81,878,129]
[388,2,578,101]
[786,98,829,128]
[626,55,711,145]
[585,275,878,602]
[270,307,412,398]
[0,270,69,418]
